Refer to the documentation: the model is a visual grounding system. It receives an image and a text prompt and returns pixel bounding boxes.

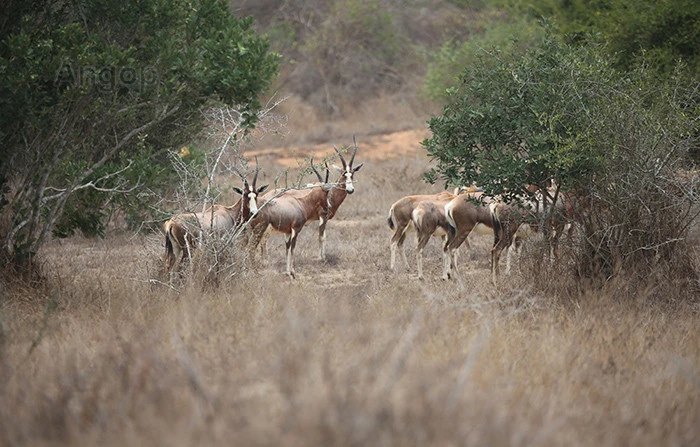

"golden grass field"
[1,132,699,446]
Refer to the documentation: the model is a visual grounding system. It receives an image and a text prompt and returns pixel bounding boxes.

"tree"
[499,0,700,77]
[423,31,699,287]
[238,0,414,114]
[424,13,543,102]
[0,0,279,274]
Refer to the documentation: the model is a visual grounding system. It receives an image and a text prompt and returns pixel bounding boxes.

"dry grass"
[2,153,699,447]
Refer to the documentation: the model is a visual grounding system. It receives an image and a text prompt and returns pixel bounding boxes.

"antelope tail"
[387,206,396,231]
[163,221,177,270]
[489,203,503,247]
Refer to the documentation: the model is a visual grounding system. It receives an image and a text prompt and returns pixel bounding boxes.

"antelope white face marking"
[345,169,355,194]
[248,192,259,215]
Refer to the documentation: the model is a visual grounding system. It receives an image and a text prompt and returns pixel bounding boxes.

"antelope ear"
[257,184,269,194]
[232,187,243,195]
[353,163,364,172]
[333,164,343,172]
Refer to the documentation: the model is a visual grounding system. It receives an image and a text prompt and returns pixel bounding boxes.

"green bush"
[0,0,279,272]
[498,0,700,77]
[424,13,543,101]
[423,29,699,291]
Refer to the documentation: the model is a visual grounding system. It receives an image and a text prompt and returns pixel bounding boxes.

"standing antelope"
[489,186,573,284]
[249,163,332,279]
[260,140,363,261]
[320,139,364,259]
[163,159,268,274]
[388,186,480,274]
[410,200,452,280]
[387,191,458,272]
[489,202,537,284]
[440,191,497,280]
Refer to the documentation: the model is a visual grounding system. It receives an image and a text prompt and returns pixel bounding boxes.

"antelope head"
[233,156,268,218]
[333,136,363,194]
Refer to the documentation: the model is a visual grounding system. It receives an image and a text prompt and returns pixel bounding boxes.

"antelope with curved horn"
[163,157,268,274]
[260,139,363,261]
[314,138,364,259]
[249,162,332,279]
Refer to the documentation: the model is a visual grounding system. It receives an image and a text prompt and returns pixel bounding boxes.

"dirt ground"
[247,128,431,167]
[240,128,478,285]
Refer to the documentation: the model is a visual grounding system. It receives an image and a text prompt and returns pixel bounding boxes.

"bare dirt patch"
[246,128,431,168]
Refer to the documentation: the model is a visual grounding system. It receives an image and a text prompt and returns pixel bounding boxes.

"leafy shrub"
[424,13,543,101]
[0,0,279,273]
[423,29,699,295]
[499,0,700,77]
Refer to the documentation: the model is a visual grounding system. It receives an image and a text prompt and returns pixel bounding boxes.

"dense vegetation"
[424,31,698,292]
[503,0,700,76]
[418,1,699,293]
[0,0,279,273]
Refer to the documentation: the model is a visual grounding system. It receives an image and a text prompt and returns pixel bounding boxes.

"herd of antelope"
[163,140,575,282]
[163,141,362,279]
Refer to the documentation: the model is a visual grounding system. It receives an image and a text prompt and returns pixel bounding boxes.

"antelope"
[489,202,538,284]
[388,186,481,274]
[162,158,268,274]
[249,163,333,279]
[410,200,451,280]
[388,191,457,272]
[441,191,497,280]
[489,185,575,284]
[260,140,363,261]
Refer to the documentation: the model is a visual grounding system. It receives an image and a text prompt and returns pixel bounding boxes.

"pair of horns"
[236,156,260,188]
[333,136,358,169]
[310,157,330,184]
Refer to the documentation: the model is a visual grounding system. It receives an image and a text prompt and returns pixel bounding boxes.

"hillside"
[232,0,487,148]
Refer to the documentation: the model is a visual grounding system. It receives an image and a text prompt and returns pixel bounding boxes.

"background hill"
[232,0,700,155]
[232,0,494,146]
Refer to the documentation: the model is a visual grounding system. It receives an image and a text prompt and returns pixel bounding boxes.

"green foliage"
[0,0,279,269]
[602,0,700,75]
[499,0,700,77]
[424,13,544,101]
[424,29,699,281]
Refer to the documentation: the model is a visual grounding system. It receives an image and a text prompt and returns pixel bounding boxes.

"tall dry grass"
[1,154,699,446]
